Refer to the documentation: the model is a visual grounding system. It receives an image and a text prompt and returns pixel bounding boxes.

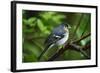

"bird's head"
[60,23,71,32]
[65,23,71,29]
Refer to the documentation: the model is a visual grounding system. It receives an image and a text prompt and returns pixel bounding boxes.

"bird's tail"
[37,45,50,61]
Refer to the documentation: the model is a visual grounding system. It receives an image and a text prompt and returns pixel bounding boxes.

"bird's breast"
[56,32,69,46]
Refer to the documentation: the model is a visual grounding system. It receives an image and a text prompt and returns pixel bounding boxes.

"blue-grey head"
[61,23,71,29]
[52,23,71,36]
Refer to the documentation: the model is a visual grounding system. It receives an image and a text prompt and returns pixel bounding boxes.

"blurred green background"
[22,10,91,62]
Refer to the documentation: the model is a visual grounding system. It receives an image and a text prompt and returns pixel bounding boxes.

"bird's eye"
[66,24,71,29]
[66,24,68,27]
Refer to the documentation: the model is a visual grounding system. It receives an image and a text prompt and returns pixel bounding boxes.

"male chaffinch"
[38,23,71,60]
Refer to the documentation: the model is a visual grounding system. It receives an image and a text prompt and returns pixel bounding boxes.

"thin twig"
[72,33,91,43]
[81,16,90,37]
[81,24,87,37]
[82,43,91,50]
[72,14,84,39]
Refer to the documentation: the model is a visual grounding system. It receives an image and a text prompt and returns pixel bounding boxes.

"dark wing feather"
[44,33,64,46]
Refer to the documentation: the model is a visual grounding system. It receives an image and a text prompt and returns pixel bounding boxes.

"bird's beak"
[68,25,71,29]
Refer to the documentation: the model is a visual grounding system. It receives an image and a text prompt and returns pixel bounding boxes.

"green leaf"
[37,19,49,34]
[27,17,36,26]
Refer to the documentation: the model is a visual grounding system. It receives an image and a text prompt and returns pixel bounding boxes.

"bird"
[38,23,71,61]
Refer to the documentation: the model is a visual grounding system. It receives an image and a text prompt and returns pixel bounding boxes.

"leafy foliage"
[22,10,91,62]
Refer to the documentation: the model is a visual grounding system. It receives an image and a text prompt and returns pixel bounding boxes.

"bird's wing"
[38,34,65,60]
[44,33,64,46]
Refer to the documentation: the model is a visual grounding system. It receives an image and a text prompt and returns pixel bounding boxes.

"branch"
[48,33,91,61]
[72,33,91,43]
[69,43,90,59]
[48,43,70,61]
[48,43,90,61]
